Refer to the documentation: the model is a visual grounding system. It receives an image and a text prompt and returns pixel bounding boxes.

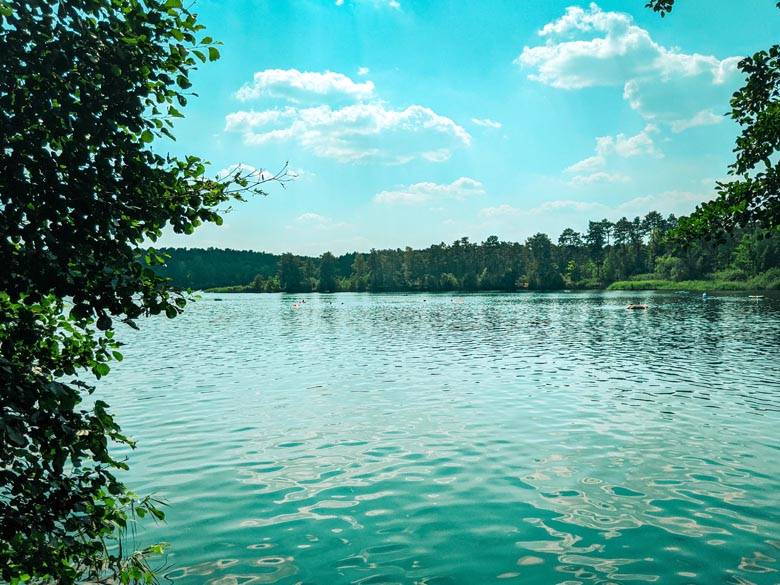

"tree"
[278,253,307,293]
[317,252,339,292]
[647,0,780,242]
[585,220,607,279]
[350,253,369,291]
[525,233,564,289]
[0,1,281,582]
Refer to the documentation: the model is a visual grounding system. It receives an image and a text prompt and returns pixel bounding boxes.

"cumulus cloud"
[296,213,328,223]
[235,69,375,103]
[226,102,470,164]
[336,0,400,8]
[568,171,631,187]
[288,212,352,231]
[472,118,503,129]
[565,155,605,174]
[285,165,309,179]
[227,70,470,164]
[479,200,607,219]
[669,109,724,133]
[517,3,742,128]
[612,125,660,157]
[478,204,523,218]
[374,177,485,204]
[215,163,275,182]
[566,124,660,177]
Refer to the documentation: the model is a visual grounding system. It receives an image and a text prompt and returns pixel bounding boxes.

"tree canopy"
[647,0,780,242]
[191,212,780,295]
[0,1,277,582]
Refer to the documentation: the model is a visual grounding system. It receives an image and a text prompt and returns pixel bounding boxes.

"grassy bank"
[207,268,780,294]
[608,270,780,291]
[608,279,750,291]
[205,285,255,293]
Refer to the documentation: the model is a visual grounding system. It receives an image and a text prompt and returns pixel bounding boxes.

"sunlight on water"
[98,292,780,584]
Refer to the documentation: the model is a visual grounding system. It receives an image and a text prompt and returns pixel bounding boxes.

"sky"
[158,0,780,256]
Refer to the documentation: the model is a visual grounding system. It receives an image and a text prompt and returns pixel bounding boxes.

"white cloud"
[478,204,522,218]
[235,69,375,103]
[472,118,503,129]
[614,125,659,157]
[568,171,631,187]
[421,149,453,162]
[336,0,400,8]
[228,69,470,164]
[296,212,328,223]
[374,177,485,205]
[566,124,660,174]
[284,165,309,179]
[358,67,370,76]
[288,212,351,231]
[479,200,608,219]
[669,109,724,133]
[538,199,610,213]
[215,163,275,182]
[518,4,661,89]
[565,154,605,173]
[517,3,742,128]
[226,102,471,164]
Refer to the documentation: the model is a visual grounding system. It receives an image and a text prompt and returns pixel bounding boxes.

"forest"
[152,210,780,293]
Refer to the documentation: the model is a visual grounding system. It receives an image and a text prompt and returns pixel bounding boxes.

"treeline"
[151,248,281,290]
[151,210,780,293]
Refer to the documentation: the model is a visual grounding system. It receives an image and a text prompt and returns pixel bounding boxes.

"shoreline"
[204,280,777,294]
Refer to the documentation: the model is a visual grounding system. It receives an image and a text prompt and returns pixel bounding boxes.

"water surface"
[99,291,780,584]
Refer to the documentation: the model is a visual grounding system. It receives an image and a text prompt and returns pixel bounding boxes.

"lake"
[98,291,780,584]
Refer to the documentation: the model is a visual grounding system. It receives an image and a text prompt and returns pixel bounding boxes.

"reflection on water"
[98,292,780,584]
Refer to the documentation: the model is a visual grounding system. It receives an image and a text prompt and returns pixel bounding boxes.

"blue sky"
[159,0,780,255]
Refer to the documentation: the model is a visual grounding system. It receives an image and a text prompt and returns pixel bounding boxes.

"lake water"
[98,291,780,584]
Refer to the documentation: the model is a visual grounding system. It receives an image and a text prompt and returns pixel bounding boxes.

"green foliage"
[608,279,751,291]
[150,247,282,290]
[317,252,339,293]
[278,253,309,293]
[186,213,780,295]
[648,1,780,242]
[0,1,277,582]
[525,233,564,289]
[747,266,780,289]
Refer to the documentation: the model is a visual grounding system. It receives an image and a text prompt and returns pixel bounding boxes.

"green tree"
[525,233,564,289]
[350,253,369,291]
[0,1,280,582]
[251,274,266,292]
[648,0,780,241]
[557,228,584,284]
[317,251,339,292]
[278,253,307,293]
[585,220,607,279]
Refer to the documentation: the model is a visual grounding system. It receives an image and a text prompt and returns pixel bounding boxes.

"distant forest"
[150,211,780,293]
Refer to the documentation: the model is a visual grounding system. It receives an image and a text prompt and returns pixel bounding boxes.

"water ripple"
[96,292,780,584]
